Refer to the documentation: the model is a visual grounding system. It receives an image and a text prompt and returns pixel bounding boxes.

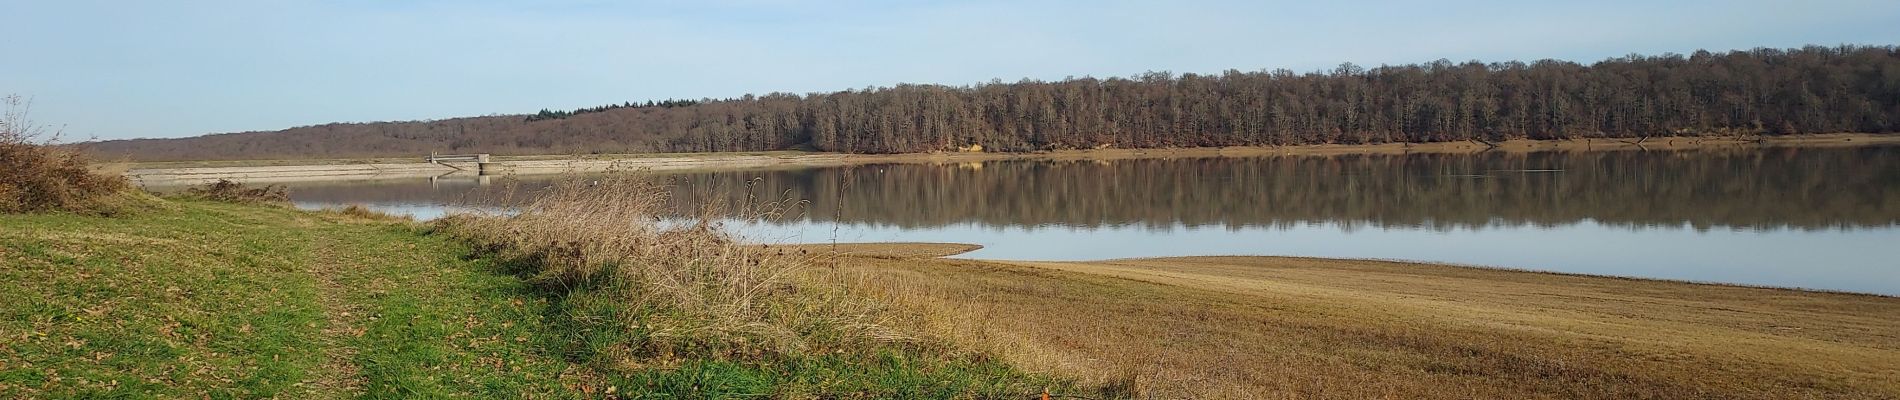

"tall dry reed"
[436,176,899,362]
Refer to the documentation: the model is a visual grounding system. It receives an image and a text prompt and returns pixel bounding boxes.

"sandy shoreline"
[818,241,1900,397]
[792,242,1894,297]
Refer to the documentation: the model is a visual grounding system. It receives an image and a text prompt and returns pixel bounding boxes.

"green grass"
[0,199,1074,399]
[0,202,326,398]
[527,276,1068,399]
[311,217,580,398]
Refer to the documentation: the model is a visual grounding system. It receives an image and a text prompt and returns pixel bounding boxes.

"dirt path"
[297,230,366,399]
[0,203,589,398]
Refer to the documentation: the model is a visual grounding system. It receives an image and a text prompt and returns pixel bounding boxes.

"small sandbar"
[761,242,985,259]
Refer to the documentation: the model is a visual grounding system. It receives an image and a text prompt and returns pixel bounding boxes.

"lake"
[153,146,1900,295]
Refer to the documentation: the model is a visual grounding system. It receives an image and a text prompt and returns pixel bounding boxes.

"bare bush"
[182,179,288,204]
[328,204,408,221]
[0,94,131,214]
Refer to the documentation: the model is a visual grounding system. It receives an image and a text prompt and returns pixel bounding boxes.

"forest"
[83,45,1900,161]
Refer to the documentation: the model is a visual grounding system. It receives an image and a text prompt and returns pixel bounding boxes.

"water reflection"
[156,146,1900,294]
[664,146,1898,232]
[262,146,1900,231]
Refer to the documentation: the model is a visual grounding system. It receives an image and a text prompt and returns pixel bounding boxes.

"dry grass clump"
[182,179,289,204]
[436,176,897,362]
[323,204,410,221]
[0,94,132,214]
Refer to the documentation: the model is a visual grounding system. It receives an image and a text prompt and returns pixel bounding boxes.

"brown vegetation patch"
[324,204,409,222]
[182,179,289,204]
[0,95,131,214]
[762,242,983,259]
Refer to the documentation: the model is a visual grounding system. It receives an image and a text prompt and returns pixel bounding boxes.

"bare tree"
[1,94,54,145]
[1,93,127,214]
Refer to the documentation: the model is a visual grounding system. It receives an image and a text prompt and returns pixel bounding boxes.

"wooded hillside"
[83,45,1900,161]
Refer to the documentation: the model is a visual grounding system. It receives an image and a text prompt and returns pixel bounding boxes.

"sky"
[4,0,1898,141]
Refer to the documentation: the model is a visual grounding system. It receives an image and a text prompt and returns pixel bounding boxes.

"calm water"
[154,146,1900,295]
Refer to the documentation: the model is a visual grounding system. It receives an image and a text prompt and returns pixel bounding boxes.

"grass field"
[0,201,1071,399]
[0,201,588,398]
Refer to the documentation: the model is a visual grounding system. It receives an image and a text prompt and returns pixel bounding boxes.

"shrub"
[330,204,407,221]
[0,94,131,214]
[182,179,289,204]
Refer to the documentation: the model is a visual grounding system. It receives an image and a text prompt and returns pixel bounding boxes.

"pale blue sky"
[4,0,1897,140]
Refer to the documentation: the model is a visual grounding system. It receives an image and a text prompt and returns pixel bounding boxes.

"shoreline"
[804,242,1898,298]
[831,239,1900,397]
[121,133,1897,185]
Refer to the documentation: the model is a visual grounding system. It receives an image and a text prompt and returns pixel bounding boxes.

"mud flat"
[126,162,466,186]
[819,242,1900,398]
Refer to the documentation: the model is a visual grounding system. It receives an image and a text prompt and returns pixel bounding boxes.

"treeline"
[524,98,707,122]
[84,45,1900,161]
